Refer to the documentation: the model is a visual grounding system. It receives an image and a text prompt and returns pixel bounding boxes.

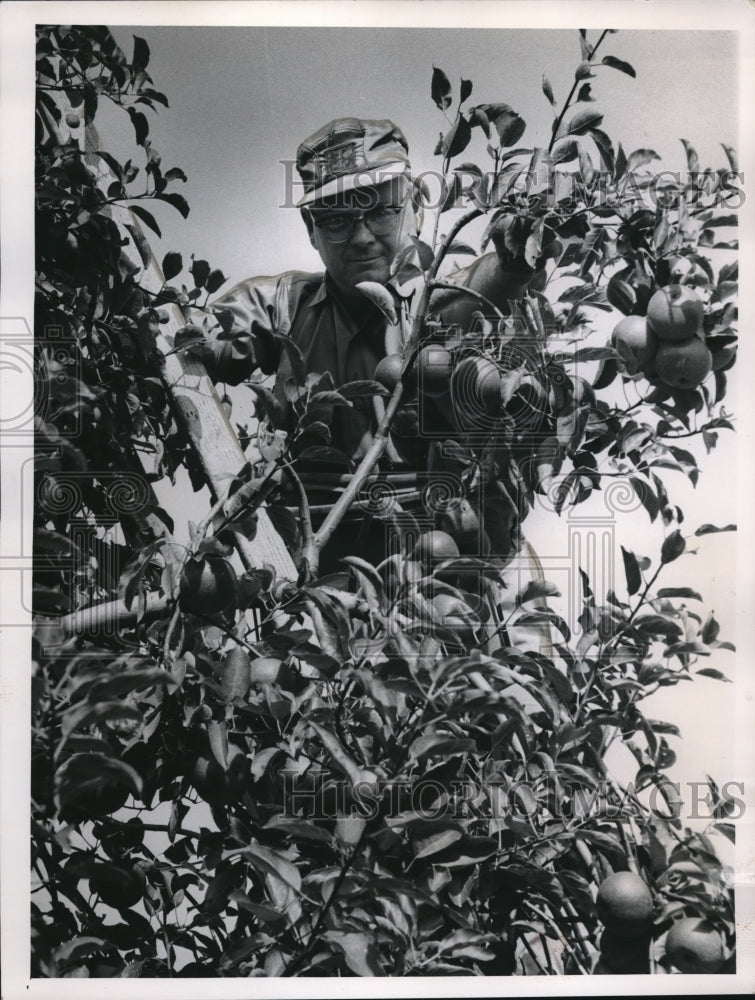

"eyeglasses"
[309,203,407,243]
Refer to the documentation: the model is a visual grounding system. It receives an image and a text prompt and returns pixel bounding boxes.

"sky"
[101,26,739,284]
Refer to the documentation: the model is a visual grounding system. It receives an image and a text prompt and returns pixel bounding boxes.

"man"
[196,117,533,570]
[199,117,536,455]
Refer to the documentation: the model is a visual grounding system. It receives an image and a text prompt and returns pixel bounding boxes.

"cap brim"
[296,160,409,207]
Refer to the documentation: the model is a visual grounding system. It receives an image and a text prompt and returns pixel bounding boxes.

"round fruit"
[374,353,406,393]
[646,284,705,342]
[65,112,80,129]
[596,871,654,937]
[191,744,245,807]
[249,656,293,689]
[416,344,453,398]
[664,917,724,974]
[450,355,502,428]
[413,530,459,568]
[599,929,651,974]
[90,863,145,910]
[429,592,479,641]
[191,754,226,807]
[437,498,490,556]
[65,783,129,820]
[654,337,712,389]
[611,315,658,375]
[179,555,238,617]
[221,647,251,702]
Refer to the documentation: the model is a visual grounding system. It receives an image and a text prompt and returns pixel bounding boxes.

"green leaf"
[158,191,190,218]
[660,529,686,564]
[542,75,555,106]
[323,930,385,976]
[355,281,397,323]
[656,587,703,601]
[413,827,463,859]
[441,114,472,160]
[606,273,636,314]
[129,204,161,238]
[127,107,149,146]
[680,138,700,173]
[601,55,636,77]
[208,719,228,769]
[696,667,730,681]
[621,546,642,596]
[161,251,182,281]
[409,235,435,272]
[132,35,150,71]
[190,258,210,288]
[431,67,453,110]
[205,268,227,294]
[408,735,475,763]
[515,579,561,605]
[565,107,604,136]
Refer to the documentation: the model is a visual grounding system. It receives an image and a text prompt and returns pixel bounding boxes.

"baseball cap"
[295,117,411,207]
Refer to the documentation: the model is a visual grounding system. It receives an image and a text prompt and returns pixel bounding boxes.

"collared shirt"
[209,269,416,461]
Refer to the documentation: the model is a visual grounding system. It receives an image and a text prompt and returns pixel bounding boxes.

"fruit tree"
[31,25,739,979]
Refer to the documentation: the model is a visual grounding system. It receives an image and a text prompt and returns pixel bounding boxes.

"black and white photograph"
[1,1,753,995]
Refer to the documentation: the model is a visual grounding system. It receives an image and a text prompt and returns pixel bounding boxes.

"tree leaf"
[431,66,453,110]
[460,77,473,103]
[132,35,150,72]
[621,546,642,596]
[656,587,703,601]
[413,828,463,859]
[565,107,604,136]
[158,191,190,218]
[516,579,561,605]
[323,930,385,976]
[542,75,555,105]
[190,258,210,288]
[409,235,436,272]
[606,273,636,314]
[680,138,700,174]
[441,114,472,160]
[161,251,182,281]
[127,107,149,146]
[695,523,736,536]
[660,529,686,564]
[355,281,397,323]
[601,55,636,77]
[205,268,227,294]
[129,204,161,237]
[696,667,730,681]
[208,719,228,770]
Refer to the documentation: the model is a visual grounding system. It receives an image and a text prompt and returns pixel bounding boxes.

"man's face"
[305,178,414,297]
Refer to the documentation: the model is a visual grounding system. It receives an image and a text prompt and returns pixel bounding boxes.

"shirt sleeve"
[195,273,297,384]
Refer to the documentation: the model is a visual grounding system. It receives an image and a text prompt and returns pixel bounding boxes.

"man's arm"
[189,272,301,385]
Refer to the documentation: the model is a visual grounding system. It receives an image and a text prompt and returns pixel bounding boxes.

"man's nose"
[349,217,375,245]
